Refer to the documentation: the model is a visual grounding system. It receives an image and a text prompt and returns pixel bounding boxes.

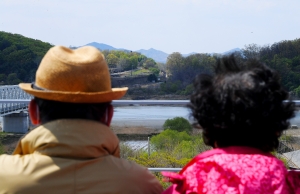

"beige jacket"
[0,119,163,194]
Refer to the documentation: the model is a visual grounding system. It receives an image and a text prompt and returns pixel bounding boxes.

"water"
[112,106,300,128]
[112,106,191,149]
[112,106,191,128]
[121,140,148,150]
[290,111,300,126]
[113,106,190,120]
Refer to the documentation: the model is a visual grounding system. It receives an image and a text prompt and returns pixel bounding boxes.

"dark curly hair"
[188,54,295,152]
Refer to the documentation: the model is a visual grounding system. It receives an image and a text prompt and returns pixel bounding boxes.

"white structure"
[0,85,31,133]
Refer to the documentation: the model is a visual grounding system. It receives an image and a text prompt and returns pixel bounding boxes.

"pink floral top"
[162,146,300,194]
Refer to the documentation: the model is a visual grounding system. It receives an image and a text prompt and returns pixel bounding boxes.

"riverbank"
[0,122,162,154]
[2,123,300,154]
[111,125,161,141]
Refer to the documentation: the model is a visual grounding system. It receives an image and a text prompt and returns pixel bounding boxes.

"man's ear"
[29,99,40,125]
[105,104,114,127]
[101,104,114,127]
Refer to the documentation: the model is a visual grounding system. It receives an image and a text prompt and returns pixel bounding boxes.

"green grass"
[132,69,151,75]
[0,132,6,155]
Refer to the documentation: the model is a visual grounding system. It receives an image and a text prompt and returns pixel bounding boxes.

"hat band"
[31,82,50,91]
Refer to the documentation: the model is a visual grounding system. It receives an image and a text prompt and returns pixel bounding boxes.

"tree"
[242,44,261,59]
[106,53,119,68]
[0,74,6,85]
[6,73,21,85]
[147,74,157,82]
[163,117,192,133]
[149,67,160,76]
[143,58,157,69]
[166,52,184,79]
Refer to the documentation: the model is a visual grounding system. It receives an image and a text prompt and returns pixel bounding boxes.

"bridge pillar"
[2,112,29,133]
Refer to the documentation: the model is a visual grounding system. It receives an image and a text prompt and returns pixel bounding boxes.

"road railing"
[1,99,300,105]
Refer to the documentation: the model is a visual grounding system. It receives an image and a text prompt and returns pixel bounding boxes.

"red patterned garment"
[162,146,300,194]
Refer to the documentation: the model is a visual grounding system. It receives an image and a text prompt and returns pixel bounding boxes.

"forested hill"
[0,31,158,86]
[0,31,53,84]
[163,38,300,98]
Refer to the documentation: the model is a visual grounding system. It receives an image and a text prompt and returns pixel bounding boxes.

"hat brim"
[19,83,128,103]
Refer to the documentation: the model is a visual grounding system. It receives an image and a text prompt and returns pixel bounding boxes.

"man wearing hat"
[0,46,163,193]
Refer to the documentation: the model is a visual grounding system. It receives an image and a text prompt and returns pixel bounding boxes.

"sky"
[1,0,300,54]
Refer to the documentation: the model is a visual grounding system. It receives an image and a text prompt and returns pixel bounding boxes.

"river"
[112,105,300,128]
[113,106,300,150]
[1,105,300,128]
[111,105,191,129]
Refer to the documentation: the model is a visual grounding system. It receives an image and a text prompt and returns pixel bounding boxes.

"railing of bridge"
[0,85,32,116]
[147,168,299,172]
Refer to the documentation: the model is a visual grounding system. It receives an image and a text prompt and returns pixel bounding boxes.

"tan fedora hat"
[19,45,128,103]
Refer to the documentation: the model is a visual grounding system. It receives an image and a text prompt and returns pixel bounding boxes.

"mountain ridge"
[83,42,241,63]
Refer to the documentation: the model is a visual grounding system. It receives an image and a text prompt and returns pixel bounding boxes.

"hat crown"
[35,46,111,93]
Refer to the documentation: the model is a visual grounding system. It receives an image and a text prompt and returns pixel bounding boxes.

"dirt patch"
[111,125,162,141]
[0,134,23,154]
[285,129,300,136]
[111,125,162,135]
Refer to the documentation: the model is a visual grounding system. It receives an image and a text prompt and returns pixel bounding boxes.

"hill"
[222,48,242,55]
[84,42,169,63]
[0,31,53,84]
[135,48,169,63]
[85,42,128,51]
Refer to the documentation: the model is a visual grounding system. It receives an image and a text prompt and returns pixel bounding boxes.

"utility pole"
[131,51,133,77]
[148,136,150,157]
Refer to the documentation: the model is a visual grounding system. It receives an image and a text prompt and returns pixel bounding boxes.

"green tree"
[163,117,192,133]
[106,53,119,68]
[150,129,191,151]
[0,74,6,85]
[147,74,157,82]
[242,44,261,59]
[149,67,160,76]
[166,52,184,79]
[6,73,21,85]
[143,58,157,69]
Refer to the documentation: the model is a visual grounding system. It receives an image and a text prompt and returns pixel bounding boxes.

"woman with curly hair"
[162,55,300,194]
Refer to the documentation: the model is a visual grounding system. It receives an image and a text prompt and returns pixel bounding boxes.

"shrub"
[147,73,157,82]
[150,129,191,151]
[163,117,192,133]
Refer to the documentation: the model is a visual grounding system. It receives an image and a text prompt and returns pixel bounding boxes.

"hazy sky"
[1,0,299,54]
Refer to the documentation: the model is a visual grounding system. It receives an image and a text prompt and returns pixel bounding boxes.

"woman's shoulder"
[184,146,286,173]
[179,147,289,193]
[286,170,300,193]
[183,146,286,174]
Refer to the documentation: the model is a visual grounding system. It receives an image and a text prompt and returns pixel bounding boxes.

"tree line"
[0,31,162,85]
[101,50,158,71]
[1,31,300,98]
[164,38,300,98]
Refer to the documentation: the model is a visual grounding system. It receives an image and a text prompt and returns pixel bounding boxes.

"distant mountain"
[222,48,242,55]
[83,42,241,63]
[135,48,169,63]
[85,42,129,51]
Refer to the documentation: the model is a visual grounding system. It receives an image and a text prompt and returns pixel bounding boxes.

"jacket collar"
[13,119,120,159]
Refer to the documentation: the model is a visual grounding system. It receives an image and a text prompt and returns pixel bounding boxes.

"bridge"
[0,85,32,116]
